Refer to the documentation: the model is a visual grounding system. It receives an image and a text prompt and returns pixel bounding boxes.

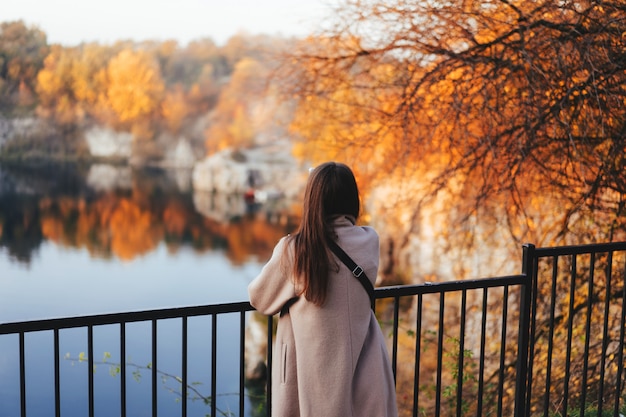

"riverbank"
[0,117,306,200]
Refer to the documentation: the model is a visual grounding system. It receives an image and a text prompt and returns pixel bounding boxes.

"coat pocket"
[281,342,288,385]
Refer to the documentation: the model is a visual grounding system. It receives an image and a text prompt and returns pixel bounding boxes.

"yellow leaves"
[289,59,406,175]
[447,67,465,82]
[35,46,85,124]
[106,49,165,124]
[36,49,65,99]
[71,43,109,106]
[36,44,113,125]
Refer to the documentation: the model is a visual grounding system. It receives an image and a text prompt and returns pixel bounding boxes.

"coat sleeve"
[248,236,298,316]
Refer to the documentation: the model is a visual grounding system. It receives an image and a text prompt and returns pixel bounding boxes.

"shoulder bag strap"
[327,239,376,310]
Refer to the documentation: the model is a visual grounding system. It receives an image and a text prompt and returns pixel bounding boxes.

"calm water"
[1,241,263,322]
[0,161,297,417]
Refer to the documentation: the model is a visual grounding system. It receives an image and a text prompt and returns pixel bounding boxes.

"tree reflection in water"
[0,161,298,266]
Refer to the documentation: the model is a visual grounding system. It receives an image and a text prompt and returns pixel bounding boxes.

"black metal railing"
[527,242,626,417]
[0,303,255,417]
[1,242,625,417]
[371,272,531,417]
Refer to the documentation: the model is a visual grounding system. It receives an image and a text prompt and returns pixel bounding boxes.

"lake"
[0,161,298,417]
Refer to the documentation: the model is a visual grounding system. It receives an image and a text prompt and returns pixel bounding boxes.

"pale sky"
[2,0,337,46]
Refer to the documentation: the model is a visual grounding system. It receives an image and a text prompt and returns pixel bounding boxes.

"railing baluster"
[526,247,540,415]
[562,254,577,415]
[239,310,245,416]
[515,243,534,417]
[267,314,274,417]
[477,287,488,417]
[211,313,217,417]
[543,256,559,416]
[413,293,422,417]
[455,289,466,417]
[88,325,94,417]
[435,292,445,417]
[614,263,626,417]
[597,251,613,417]
[54,328,60,417]
[497,285,509,416]
[580,252,596,417]
[120,321,126,417]
[19,331,26,417]
[152,319,158,417]
[182,316,188,417]
[391,295,400,380]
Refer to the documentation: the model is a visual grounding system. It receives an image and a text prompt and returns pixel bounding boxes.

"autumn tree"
[36,43,118,128]
[0,20,48,111]
[70,43,112,121]
[104,48,165,139]
[35,45,88,126]
[177,40,222,115]
[153,39,223,132]
[286,0,626,255]
[36,45,75,124]
[204,57,269,152]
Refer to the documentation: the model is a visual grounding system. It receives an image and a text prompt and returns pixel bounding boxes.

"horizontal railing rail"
[534,241,626,257]
[0,302,255,334]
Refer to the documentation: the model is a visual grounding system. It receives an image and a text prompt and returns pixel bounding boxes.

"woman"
[248,162,399,417]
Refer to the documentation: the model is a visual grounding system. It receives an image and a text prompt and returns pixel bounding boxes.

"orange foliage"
[34,189,294,264]
[286,0,626,251]
[71,44,108,105]
[107,198,161,260]
[163,200,189,236]
[224,216,288,265]
[36,46,84,125]
[105,49,165,126]
[204,58,266,152]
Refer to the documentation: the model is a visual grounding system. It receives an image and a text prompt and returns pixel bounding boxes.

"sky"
[2,0,337,46]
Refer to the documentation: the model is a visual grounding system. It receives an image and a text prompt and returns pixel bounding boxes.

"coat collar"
[330,215,356,227]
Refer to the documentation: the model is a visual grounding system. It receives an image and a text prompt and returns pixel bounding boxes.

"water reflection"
[0,161,298,266]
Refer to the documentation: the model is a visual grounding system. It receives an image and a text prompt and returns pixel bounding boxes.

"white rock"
[160,137,199,169]
[85,126,132,158]
[193,190,248,223]
[86,164,132,191]
[191,142,306,199]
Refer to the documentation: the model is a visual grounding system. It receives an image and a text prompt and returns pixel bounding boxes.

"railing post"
[266,315,274,417]
[19,331,26,417]
[514,243,535,417]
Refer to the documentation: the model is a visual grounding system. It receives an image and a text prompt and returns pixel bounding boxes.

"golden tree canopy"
[105,49,165,124]
[285,0,626,246]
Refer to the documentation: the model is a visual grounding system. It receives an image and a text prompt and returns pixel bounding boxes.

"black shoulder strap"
[328,239,376,310]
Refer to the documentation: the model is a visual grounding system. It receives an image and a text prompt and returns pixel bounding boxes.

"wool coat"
[248,216,399,417]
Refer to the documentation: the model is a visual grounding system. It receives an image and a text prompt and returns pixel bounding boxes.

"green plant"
[65,351,267,417]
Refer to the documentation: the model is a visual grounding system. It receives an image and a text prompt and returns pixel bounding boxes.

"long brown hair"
[288,162,360,305]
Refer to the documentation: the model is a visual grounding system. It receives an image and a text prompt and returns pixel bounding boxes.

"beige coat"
[248,216,399,417]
